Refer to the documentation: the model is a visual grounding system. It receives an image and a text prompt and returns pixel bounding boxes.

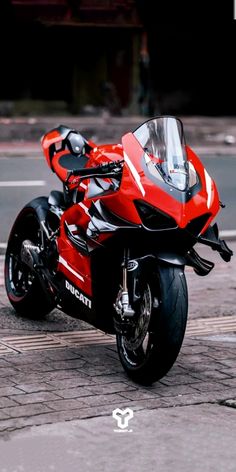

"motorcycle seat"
[51,151,89,183]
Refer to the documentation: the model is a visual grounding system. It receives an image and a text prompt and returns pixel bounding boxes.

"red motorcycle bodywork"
[41,126,220,311]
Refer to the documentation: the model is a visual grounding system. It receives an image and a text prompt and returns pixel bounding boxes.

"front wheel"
[116,265,188,385]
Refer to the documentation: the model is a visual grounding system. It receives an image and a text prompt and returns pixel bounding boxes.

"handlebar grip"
[67,160,123,179]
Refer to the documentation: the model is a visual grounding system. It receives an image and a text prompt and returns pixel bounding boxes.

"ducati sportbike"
[5,117,233,384]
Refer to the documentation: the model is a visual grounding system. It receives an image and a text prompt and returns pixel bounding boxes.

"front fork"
[120,248,135,319]
[115,249,155,320]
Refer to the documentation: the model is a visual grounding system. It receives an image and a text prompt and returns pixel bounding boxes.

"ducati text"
[65,280,92,309]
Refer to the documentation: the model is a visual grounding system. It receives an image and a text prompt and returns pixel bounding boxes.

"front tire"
[116,264,188,385]
[5,206,55,318]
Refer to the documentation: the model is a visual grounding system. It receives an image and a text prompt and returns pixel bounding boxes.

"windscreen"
[133,117,188,191]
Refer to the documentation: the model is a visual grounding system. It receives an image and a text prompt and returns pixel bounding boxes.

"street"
[200,155,236,231]
[0,153,236,243]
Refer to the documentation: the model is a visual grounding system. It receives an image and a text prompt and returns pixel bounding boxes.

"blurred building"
[1,0,143,115]
[0,1,235,116]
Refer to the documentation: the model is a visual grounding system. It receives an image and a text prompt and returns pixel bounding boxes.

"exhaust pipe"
[20,240,40,271]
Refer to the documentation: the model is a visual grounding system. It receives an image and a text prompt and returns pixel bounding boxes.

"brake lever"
[66,160,124,184]
[78,170,122,183]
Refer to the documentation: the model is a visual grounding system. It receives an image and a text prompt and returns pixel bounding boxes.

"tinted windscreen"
[134,117,188,191]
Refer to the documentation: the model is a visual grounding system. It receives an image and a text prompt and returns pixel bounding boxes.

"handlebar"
[66,160,124,184]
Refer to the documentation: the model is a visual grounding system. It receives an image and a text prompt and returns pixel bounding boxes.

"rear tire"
[5,206,55,318]
[116,264,188,385]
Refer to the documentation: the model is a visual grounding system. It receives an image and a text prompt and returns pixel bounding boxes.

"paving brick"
[16,382,57,393]
[45,398,86,411]
[191,381,230,392]
[152,384,198,397]
[120,397,168,410]
[79,353,120,367]
[189,370,233,381]
[160,393,210,407]
[85,382,137,395]
[0,410,87,433]
[2,353,49,366]
[221,378,236,388]
[0,386,24,396]
[47,376,94,389]
[214,359,236,368]
[0,367,19,378]
[8,373,48,384]
[0,359,12,368]
[13,363,60,373]
[118,390,158,401]
[0,397,19,408]
[182,362,228,374]
[91,374,129,384]
[78,364,123,376]
[43,370,86,382]
[180,345,213,355]
[0,378,15,388]
[44,350,84,361]
[218,367,236,376]
[159,374,202,386]
[8,391,61,405]
[161,365,189,377]
[55,387,93,399]
[3,402,53,418]
[78,393,131,408]
[206,350,236,360]
[45,393,125,411]
[44,359,86,370]
[0,411,10,420]
[178,354,218,364]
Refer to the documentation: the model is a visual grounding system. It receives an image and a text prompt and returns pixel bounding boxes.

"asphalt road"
[0,154,235,243]
[0,157,61,243]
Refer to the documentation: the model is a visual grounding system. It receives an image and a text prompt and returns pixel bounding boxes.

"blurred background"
[0,0,235,117]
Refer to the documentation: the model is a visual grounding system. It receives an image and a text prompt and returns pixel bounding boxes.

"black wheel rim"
[8,250,34,297]
[6,214,40,298]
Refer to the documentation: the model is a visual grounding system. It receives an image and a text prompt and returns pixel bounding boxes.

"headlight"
[135,200,177,230]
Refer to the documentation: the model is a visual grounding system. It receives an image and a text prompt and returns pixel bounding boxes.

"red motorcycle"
[4,116,233,384]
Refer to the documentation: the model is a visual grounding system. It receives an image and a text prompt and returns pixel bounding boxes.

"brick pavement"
[0,337,235,434]
[0,241,235,435]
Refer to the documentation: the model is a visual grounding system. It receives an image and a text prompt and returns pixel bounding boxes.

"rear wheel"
[116,265,188,384]
[5,207,55,318]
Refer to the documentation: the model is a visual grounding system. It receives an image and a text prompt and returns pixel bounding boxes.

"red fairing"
[41,129,63,170]
[99,134,220,230]
[185,146,220,232]
[57,204,92,296]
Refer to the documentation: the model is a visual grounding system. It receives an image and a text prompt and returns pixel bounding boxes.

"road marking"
[0,180,46,187]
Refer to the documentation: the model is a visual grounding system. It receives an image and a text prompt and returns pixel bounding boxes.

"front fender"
[156,252,186,266]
